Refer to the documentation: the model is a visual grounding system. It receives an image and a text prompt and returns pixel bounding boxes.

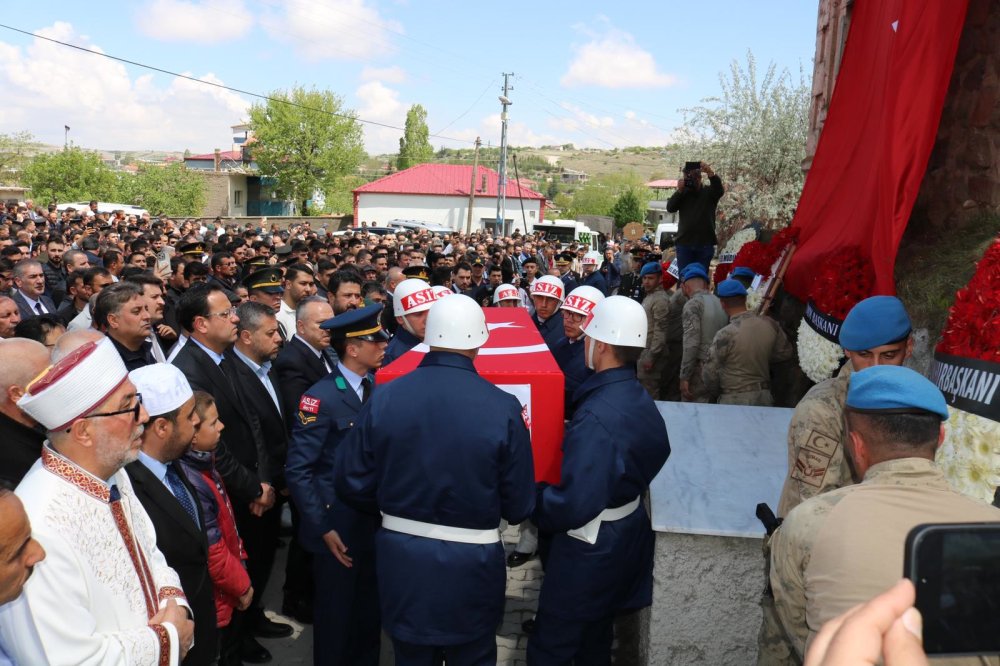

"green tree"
[610,188,646,227]
[0,131,36,183]
[115,163,206,216]
[565,171,651,219]
[396,104,433,170]
[678,51,810,225]
[546,179,559,200]
[322,174,368,215]
[249,86,366,215]
[22,148,118,203]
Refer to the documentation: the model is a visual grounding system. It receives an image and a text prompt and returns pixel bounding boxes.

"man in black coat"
[171,284,289,664]
[0,338,51,490]
[125,363,216,665]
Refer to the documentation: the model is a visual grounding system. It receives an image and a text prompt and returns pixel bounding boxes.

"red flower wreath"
[807,246,875,321]
[937,236,1000,362]
[731,227,800,279]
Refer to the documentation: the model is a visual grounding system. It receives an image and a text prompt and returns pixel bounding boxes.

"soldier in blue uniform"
[551,285,604,419]
[335,295,536,666]
[555,252,579,293]
[579,251,608,296]
[284,303,389,666]
[529,296,671,665]
[381,278,437,367]
[530,275,566,352]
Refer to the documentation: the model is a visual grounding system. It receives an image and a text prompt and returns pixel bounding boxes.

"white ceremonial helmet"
[424,294,489,350]
[393,278,437,317]
[431,285,453,300]
[530,275,565,302]
[561,285,605,318]
[582,251,601,267]
[582,295,647,348]
[493,284,521,304]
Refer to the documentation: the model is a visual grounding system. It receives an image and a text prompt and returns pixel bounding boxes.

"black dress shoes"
[281,596,314,624]
[240,636,273,664]
[507,550,536,567]
[254,614,294,639]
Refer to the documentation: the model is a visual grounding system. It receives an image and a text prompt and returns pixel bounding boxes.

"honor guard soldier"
[579,251,608,296]
[382,278,436,367]
[530,275,566,352]
[529,296,670,664]
[493,283,522,308]
[335,295,536,666]
[552,285,604,418]
[285,304,389,666]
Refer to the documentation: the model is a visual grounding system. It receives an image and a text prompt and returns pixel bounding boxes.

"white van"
[531,219,600,250]
[655,221,679,249]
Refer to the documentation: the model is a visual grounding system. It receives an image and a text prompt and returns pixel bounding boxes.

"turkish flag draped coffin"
[377,307,565,484]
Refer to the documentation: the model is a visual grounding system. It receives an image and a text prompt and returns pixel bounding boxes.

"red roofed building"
[353,163,545,233]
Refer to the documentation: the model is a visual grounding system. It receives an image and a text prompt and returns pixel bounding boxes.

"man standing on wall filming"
[666,161,725,271]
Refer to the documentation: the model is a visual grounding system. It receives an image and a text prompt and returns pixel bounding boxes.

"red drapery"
[784,0,969,299]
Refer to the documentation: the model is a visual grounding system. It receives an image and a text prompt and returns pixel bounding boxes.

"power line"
[0,22,477,146]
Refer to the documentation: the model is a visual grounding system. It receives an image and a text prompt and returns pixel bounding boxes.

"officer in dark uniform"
[529,296,671,664]
[177,241,206,261]
[335,295,536,666]
[285,303,389,666]
[555,252,578,292]
[551,285,604,419]
[401,265,430,282]
[530,275,566,352]
[381,278,437,367]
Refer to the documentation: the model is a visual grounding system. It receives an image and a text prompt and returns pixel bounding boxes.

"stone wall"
[197,171,231,218]
[911,0,1000,230]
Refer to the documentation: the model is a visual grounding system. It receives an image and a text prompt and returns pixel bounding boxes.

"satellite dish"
[623,222,645,241]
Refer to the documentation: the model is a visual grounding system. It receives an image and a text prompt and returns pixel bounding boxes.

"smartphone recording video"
[904,522,1000,656]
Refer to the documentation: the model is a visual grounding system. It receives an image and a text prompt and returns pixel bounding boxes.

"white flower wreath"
[936,407,1000,504]
[796,320,844,383]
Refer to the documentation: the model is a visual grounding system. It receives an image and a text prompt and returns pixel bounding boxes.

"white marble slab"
[650,402,793,539]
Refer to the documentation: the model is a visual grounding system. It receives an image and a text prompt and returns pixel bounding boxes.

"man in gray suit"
[11,260,56,321]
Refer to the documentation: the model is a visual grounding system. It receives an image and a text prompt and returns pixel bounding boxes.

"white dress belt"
[567,496,641,545]
[381,514,502,544]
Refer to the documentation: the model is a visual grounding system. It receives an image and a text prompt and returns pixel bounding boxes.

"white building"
[353,164,546,234]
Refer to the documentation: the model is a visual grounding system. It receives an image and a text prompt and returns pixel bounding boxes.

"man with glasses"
[1,337,195,665]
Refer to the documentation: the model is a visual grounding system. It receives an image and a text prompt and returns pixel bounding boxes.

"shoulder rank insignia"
[335,377,347,391]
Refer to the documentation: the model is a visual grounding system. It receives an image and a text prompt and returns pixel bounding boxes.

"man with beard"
[95,282,156,370]
[327,270,363,315]
[277,264,317,342]
[126,274,177,361]
[1,337,195,664]
[126,364,217,665]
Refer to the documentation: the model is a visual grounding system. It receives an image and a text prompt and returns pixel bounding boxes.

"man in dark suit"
[286,304,388,665]
[228,302,293,631]
[171,283,289,664]
[272,295,335,622]
[125,363,217,665]
[0,338,50,490]
[12,260,57,321]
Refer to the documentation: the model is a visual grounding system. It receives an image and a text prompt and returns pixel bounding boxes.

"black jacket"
[172,342,267,504]
[272,336,333,433]
[125,460,217,666]
[666,174,725,246]
[228,353,289,491]
[0,412,45,490]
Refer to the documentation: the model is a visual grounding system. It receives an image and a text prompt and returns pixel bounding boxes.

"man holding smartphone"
[666,161,724,271]
[769,366,1000,661]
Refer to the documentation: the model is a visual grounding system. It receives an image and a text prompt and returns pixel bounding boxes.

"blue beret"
[639,262,662,277]
[680,263,709,283]
[717,279,747,298]
[839,296,911,351]
[732,267,756,279]
[846,366,948,420]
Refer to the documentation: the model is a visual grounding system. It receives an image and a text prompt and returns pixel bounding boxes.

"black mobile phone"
[903,522,1000,656]
[684,161,701,172]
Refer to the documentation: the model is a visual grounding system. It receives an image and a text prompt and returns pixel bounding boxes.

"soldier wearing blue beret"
[678,263,727,402]
[285,303,389,665]
[335,296,535,665]
[770,365,1000,658]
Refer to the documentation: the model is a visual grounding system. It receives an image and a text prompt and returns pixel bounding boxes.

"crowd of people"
[0,165,994,666]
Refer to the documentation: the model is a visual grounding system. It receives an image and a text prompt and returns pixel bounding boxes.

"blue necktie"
[165,464,199,527]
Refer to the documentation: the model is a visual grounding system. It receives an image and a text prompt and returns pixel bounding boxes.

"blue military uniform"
[285,305,389,666]
[551,336,592,419]
[528,366,670,664]
[581,269,608,296]
[335,351,536,665]
[382,326,420,367]
[533,310,565,352]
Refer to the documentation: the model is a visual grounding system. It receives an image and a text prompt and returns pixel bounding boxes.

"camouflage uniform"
[660,289,687,401]
[637,284,672,399]
[777,364,853,518]
[680,289,728,402]
[770,458,1000,663]
[702,311,795,406]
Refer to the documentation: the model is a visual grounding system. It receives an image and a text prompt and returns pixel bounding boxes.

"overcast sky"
[0,0,819,155]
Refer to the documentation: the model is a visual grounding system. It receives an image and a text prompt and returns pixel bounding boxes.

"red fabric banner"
[784,0,969,299]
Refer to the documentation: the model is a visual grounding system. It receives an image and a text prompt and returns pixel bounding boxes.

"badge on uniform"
[298,410,317,426]
[299,396,320,425]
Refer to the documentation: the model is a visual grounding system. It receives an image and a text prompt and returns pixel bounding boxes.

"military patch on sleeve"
[299,396,320,414]
[298,411,317,426]
[790,430,837,488]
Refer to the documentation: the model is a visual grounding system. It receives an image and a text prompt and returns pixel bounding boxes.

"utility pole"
[496,73,513,236]
[64,125,70,150]
[466,136,481,235]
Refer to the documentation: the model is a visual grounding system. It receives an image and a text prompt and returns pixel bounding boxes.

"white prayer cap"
[128,364,193,417]
[18,337,129,431]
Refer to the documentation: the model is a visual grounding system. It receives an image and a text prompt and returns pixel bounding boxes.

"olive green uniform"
[680,289,727,403]
[702,311,795,406]
[637,285,672,399]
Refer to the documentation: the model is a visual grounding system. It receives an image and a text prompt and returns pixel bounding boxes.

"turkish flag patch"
[299,396,321,414]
